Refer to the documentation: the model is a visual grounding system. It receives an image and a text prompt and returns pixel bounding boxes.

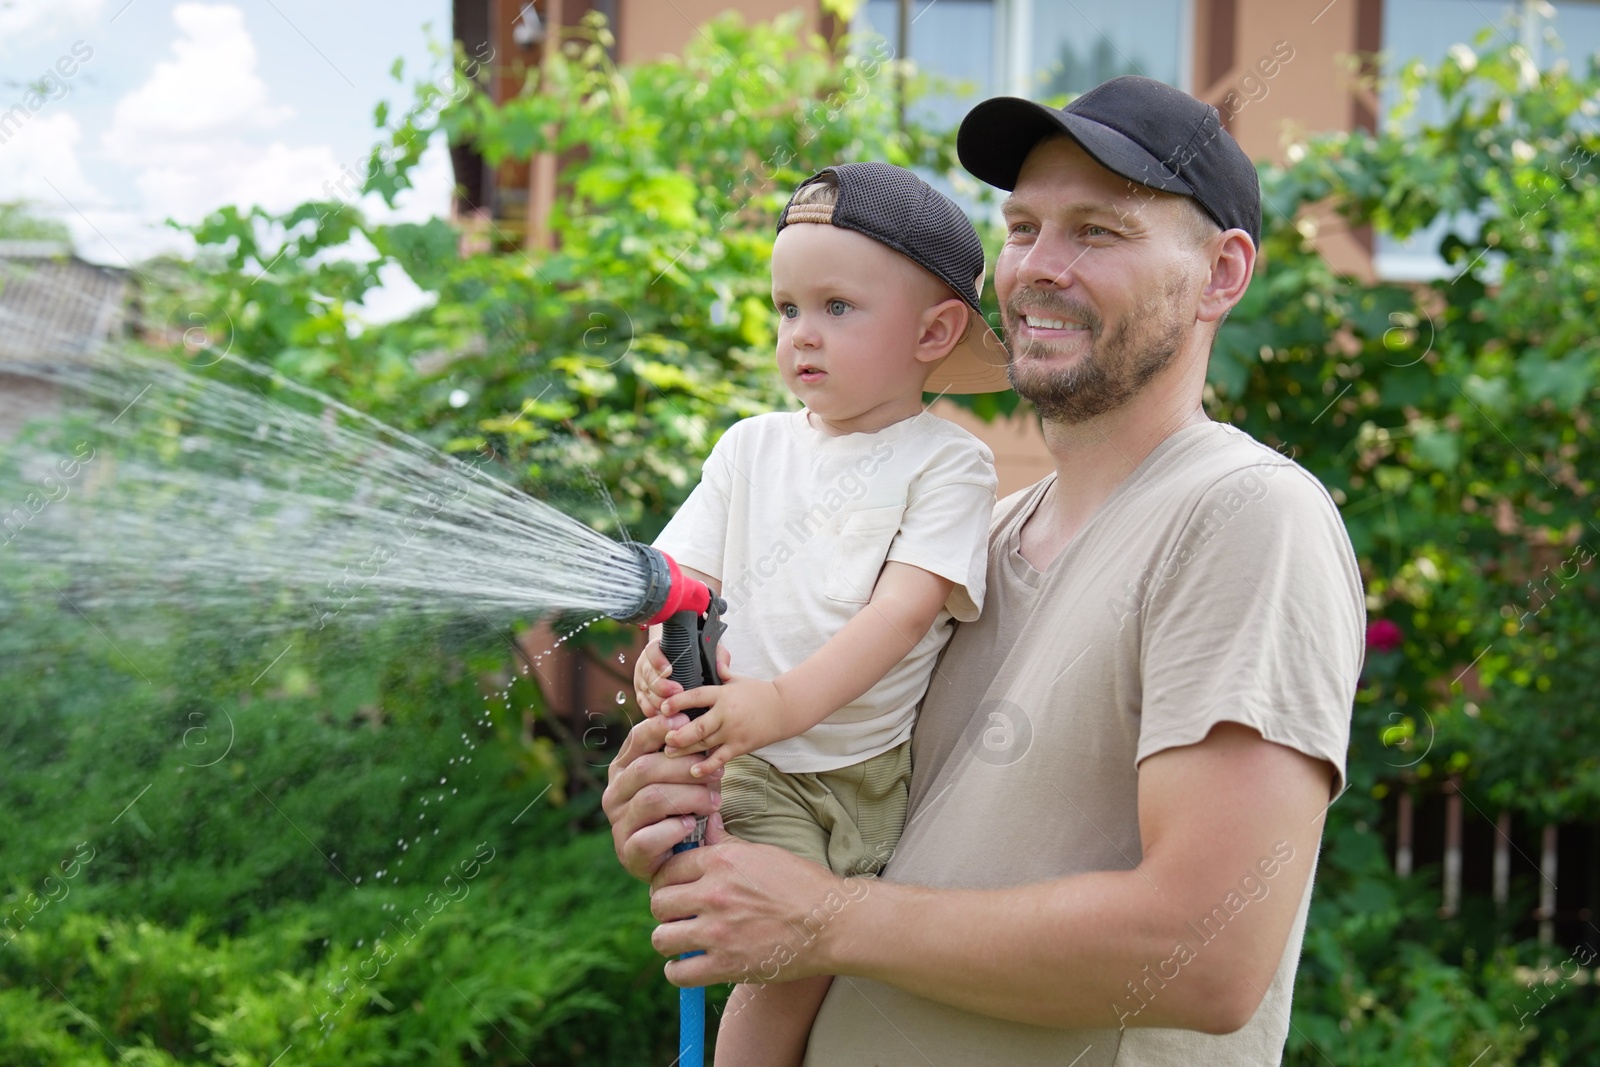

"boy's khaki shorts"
[719,739,911,878]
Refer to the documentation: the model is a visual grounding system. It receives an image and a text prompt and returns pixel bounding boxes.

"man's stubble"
[1003,272,1195,424]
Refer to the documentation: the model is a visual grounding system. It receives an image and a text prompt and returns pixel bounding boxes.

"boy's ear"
[915,298,969,365]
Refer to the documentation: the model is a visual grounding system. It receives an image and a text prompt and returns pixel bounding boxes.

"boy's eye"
[827,299,850,316]
[778,304,798,319]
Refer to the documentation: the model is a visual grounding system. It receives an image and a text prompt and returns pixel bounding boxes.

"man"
[605,76,1364,1064]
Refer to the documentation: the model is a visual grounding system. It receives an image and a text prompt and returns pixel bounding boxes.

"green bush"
[1241,29,1600,1064]
[0,608,691,1064]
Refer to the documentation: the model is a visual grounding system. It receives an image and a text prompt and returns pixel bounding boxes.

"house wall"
[614,0,820,62]
[1218,0,1375,278]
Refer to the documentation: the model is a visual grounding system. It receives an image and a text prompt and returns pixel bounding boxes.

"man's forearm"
[811,729,1332,1035]
[818,869,1241,1032]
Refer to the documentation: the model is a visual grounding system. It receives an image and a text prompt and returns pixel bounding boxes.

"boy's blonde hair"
[782,173,840,226]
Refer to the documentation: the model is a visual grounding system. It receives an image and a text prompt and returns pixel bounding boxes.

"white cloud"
[103,2,290,156]
[74,211,193,269]
[0,111,99,205]
[0,0,105,43]
[98,3,347,230]
[0,112,174,268]
[63,2,451,269]
[130,139,343,223]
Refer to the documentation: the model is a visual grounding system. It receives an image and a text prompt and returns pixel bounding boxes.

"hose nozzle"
[615,543,711,626]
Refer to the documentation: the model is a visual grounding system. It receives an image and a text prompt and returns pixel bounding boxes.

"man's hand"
[649,811,849,988]
[659,675,794,778]
[602,710,723,881]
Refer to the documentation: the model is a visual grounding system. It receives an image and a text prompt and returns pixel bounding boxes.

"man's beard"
[1002,276,1192,424]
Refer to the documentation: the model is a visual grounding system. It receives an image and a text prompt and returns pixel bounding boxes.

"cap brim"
[958,96,1197,198]
[926,314,1011,395]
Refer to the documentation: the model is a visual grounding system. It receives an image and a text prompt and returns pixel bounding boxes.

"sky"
[0,0,454,282]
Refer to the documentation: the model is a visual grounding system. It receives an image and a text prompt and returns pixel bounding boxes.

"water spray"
[614,542,724,1067]
[2,350,724,1062]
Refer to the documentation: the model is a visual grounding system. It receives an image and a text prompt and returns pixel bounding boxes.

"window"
[856,0,1192,131]
[1026,1,1190,100]
[1376,0,1600,280]
[860,0,997,130]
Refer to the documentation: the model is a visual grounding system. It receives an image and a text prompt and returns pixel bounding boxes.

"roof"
[0,242,132,363]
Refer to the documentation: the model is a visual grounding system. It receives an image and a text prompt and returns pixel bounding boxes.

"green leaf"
[1410,425,1460,470]
[1459,373,1512,416]
[1517,350,1595,408]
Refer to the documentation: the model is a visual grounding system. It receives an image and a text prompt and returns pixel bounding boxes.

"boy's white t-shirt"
[653,409,997,774]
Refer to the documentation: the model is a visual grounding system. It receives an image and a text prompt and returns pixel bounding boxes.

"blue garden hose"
[626,545,725,1067]
[661,605,722,1067]
[660,601,724,1067]
[671,831,707,1067]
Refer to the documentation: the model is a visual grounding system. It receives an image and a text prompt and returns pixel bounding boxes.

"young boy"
[634,161,1008,1065]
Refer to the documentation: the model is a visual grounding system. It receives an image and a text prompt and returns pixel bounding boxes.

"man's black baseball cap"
[778,162,1011,394]
[957,76,1261,247]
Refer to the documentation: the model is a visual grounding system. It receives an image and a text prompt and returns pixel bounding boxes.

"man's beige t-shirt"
[805,421,1365,1065]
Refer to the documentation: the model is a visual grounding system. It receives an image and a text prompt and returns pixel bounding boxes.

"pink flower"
[1367,619,1403,654]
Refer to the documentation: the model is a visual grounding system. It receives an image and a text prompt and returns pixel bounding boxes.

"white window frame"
[997,0,1194,98]
[1374,0,1597,280]
[855,0,1194,107]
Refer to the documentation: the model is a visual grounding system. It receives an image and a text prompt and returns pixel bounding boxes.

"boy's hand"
[633,640,679,717]
[660,676,792,779]
[633,639,733,717]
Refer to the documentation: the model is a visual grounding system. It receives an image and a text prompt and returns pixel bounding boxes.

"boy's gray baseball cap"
[957,76,1262,247]
[778,162,1011,395]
